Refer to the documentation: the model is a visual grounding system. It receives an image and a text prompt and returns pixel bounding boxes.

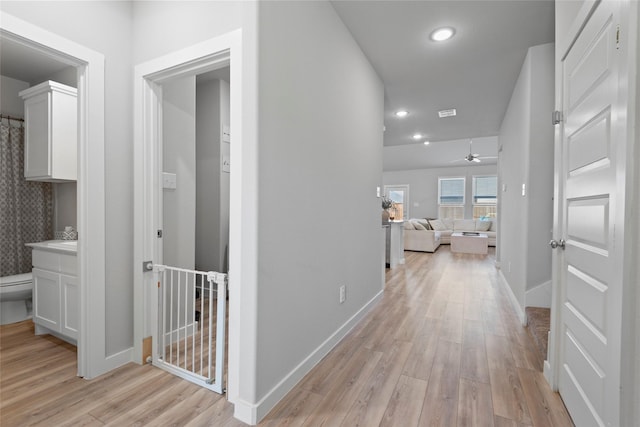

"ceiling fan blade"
[472,157,481,163]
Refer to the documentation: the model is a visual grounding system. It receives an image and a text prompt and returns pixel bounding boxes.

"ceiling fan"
[453,140,497,163]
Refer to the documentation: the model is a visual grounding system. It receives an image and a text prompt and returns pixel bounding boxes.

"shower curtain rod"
[0,114,24,122]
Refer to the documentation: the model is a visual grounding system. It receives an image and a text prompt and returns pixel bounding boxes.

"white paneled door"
[555,2,626,426]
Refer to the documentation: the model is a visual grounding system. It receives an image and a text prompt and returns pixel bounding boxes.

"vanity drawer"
[32,249,59,271]
[32,250,77,275]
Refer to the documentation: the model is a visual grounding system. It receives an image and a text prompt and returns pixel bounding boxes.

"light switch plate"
[223,125,231,142]
[163,172,177,189]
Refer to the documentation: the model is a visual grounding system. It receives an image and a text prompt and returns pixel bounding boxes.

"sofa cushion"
[429,219,448,231]
[413,222,427,230]
[454,219,476,231]
[404,221,416,230]
[442,218,454,229]
[476,221,492,232]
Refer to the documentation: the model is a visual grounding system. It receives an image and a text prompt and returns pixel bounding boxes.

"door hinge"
[552,110,563,125]
[616,25,620,50]
[157,229,163,238]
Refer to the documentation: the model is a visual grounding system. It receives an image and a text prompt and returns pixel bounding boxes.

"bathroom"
[0,39,78,334]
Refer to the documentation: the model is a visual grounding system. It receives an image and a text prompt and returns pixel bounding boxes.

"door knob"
[549,239,566,250]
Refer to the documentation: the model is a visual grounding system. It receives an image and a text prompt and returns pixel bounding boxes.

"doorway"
[0,12,108,378]
[384,184,409,220]
[133,29,251,409]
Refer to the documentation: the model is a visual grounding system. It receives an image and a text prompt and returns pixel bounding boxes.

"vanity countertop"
[26,240,77,254]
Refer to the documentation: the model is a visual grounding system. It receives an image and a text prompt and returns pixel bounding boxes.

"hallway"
[262,247,574,426]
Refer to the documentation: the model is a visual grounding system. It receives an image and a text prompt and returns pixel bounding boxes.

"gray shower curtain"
[0,121,53,277]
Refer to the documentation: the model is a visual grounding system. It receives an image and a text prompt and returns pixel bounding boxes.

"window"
[384,185,409,220]
[472,175,497,219]
[438,177,465,219]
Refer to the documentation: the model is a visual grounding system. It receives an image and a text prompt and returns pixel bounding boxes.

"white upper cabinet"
[19,81,77,182]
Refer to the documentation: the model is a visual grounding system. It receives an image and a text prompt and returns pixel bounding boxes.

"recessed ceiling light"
[430,27,455,42]
[423,141,430,146]
[395,110,409,117]
[412,133,423,140]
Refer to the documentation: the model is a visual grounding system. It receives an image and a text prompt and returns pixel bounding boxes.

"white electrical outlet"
[339,285,346,304]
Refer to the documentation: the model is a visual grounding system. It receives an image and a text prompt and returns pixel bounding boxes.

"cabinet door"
[33,268,60,332]
[60,274,78,339]
[24,93,51,178]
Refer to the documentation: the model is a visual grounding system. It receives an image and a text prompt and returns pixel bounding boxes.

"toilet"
[0,273,33,325]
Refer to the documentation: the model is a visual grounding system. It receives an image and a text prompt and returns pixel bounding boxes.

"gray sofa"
[404,218,497,252]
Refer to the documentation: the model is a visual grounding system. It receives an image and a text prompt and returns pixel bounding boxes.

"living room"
[377,36,555,323]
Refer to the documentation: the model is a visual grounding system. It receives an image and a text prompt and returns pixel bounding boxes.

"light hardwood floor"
[0,247,574,426]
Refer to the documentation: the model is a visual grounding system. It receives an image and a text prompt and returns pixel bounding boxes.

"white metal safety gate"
[152,264,227,394]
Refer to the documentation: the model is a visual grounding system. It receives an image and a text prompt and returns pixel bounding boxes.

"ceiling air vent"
[438,108,457,118]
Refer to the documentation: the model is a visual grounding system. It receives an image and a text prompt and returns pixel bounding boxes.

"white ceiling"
[0,37,74,84]
[332,0,554,169]
[2,1,554,170]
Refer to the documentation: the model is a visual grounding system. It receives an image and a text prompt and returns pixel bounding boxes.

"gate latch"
[142,261,154,272]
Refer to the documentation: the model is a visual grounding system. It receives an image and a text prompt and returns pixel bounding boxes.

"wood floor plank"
[485,334,532,425]
[258,388,323,427]
[439,301,464,344]
[380,374,428,427]
[494,415,519,427]
[460,320,490,384]
[418,339,462,427]
[341,340,413,427]
[401,316,441,381]
[88,366,178,422]
[457,378,495,427]
[517,368,574,427]
[301,347,383,427]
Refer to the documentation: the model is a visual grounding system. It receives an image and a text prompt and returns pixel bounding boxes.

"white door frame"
[133,28,259,422]
[0,12,111,378]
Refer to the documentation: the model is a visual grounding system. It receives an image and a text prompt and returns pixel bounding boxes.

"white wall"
[1,75,29,115]
[195,79,221,272]
[195,77,230,273]
[163,76,196,270]
[255,0,383,414]
[498,43,554,310]
[131,1,243,64]
[383,164,497,219]
[1,1,135,356]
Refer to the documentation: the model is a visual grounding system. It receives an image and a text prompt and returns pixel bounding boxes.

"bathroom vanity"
[26,240,78,345]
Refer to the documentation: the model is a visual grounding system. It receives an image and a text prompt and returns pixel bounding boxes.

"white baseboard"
[525,280,552,308]
[498,270,526,325]
[234,289,384,425]
[544,360,554,386]
[104,347,133,371]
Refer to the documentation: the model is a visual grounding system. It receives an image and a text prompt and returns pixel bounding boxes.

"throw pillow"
[454,219,476,231]
[429,219,447,231]
[404,221,416,230]
[416,219,431,230]
[476,221,492,232]
[413,222,427,230]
